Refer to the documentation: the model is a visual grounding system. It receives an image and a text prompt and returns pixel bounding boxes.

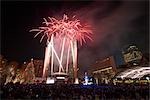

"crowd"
[1,83,149,100]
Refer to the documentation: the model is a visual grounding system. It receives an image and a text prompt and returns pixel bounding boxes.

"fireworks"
[30,14,92,45]
[30,14,93,83]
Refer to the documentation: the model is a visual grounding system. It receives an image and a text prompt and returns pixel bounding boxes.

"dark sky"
[1,0,149,75]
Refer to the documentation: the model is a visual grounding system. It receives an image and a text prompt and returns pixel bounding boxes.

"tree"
[5,61,18,84]
[0,55,8,84]
[24,59,35,84]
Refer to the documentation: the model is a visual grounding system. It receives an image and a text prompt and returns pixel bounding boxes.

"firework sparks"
[30,14,92,45]
[30,14,93,83]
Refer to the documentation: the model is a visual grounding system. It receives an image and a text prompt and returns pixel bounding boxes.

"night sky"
[1,1,149,75]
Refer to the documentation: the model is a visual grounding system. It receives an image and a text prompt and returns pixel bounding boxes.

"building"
[112,45,149,84]
[122,45,142,66]
[116,66,150,79]
[90,56,117,84]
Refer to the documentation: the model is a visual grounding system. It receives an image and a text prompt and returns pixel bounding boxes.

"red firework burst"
[30,14,93,45]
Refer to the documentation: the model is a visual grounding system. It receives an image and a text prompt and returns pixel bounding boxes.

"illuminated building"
[122,45,142,66]
[91,56,117,84]
[116,67,150,79]
[114,66,150,84]
[113,45,149,84]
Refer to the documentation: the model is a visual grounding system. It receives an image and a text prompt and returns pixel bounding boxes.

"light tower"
[30,14,92,83]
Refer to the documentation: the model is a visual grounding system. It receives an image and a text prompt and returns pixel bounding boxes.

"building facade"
[122,45,143,66]
[91,56,117,84]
